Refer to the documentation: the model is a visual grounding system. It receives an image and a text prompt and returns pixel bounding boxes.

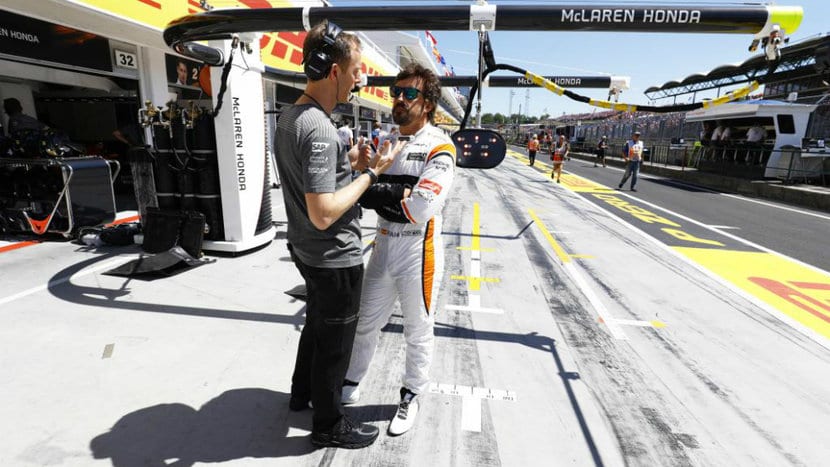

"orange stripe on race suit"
[401,200,417,223]
[427,143,456,161]
[422,218,435,315]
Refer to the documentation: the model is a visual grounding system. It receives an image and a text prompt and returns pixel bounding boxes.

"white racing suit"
[346,124,456,395]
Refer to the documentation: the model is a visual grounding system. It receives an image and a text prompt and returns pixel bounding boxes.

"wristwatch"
[362,168,378,184]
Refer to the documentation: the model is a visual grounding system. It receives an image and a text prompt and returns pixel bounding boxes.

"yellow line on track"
[528,209,571,264]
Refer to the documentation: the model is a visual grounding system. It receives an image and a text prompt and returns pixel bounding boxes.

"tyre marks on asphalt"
[502,145,811,464]
[490,172,703,466]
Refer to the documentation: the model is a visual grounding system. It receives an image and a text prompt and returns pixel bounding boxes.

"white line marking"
[611,319,657,328]
[461,396,482,432]
[563,261,629,341]
[707,225,740,230]
[471,258,481,278]
[625,173,830,221]
[0,256,136,306]
[446,294,504,314]
[444,305,504,314]
[719,192,830,221]
[429,383,517,402]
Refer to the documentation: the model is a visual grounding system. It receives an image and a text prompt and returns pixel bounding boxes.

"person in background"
[746,122,768,165]
[617,131,644,192]
[337,118,354,149]
[378,126,398,148]
[746,122,767,144]
[595,135,608,168]
[711,121,724,142]
[3,98,48,135]
[371,121,384,149]
[274,20,395,450]
[527,134,540,166]
[551,134,569,183]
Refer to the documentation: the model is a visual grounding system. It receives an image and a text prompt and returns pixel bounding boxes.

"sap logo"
[407,152,427,161]
[311,142,330,152]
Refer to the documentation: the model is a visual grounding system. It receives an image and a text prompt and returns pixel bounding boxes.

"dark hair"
[302,20,361,80]
[395,63,442,123]
[3,98,22,115]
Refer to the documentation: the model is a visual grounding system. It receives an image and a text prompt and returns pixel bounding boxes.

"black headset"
[303,21,344,81]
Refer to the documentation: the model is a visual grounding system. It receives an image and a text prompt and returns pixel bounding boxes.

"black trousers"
[289,248,364,432]
[528,150,536,165]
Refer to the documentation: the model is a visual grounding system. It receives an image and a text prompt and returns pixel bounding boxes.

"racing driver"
[342,62,455,436]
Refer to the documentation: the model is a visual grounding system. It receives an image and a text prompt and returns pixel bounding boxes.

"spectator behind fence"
[746,123,768,165]
[746,123,767,143]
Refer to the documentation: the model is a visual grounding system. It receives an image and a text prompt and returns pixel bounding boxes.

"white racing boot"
[388,388,419,436]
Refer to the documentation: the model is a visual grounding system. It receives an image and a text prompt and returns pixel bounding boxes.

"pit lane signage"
[114,49,138,70]
[0,9,112,72]
[490,76,611,88]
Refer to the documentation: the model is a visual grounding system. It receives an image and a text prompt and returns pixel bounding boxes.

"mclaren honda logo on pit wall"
[233,97,246,191]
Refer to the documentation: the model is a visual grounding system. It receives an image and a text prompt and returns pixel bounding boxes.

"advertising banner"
[70,0,397,110]
[0,8,111,71]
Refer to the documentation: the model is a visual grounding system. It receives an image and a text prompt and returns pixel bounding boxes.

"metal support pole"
[475,29,485,129]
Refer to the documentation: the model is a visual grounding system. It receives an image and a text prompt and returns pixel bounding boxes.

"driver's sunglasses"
[390,86,422,100]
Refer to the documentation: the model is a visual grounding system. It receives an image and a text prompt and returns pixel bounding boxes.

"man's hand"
[349,137,373,172]
[369,138,405,175]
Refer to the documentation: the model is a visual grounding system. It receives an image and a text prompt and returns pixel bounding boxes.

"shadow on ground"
[90,388,315,466]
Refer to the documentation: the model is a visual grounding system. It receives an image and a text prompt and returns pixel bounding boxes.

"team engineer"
[274,20,394,450]
[342,63,456,436]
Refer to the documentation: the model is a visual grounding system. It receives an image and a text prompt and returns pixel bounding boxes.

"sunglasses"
[390,86,422,100]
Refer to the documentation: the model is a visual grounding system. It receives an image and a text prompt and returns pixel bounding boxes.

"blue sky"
[333,0,828,117]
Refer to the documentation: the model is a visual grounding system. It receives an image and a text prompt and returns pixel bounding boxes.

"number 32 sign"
[114,49,138,70]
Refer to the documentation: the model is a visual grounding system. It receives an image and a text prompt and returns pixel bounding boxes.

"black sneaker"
[311,417,378,449]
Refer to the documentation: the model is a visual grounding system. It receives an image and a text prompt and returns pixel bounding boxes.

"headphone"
[303,21,344,81]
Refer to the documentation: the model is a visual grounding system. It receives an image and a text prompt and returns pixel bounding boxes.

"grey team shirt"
[274,104,362,268]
